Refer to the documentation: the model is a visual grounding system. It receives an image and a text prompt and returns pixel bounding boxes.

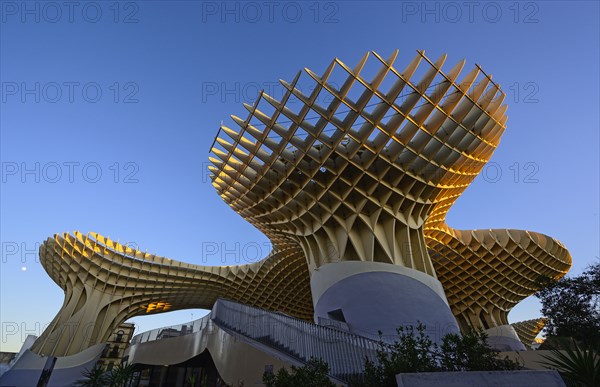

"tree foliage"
[77,362,136,387]
[106,362,136,387]
[533,262,599,386]
[353,323,521,387]
[75,364,107,387]
[262,357,336,387]
[535,261,600,346]
[539,338,600,387]
[438,330,521,372]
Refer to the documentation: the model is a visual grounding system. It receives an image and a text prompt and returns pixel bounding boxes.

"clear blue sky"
[1,1,598,352]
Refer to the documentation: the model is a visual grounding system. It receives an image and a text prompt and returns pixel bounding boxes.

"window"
[327,308,346,323]
[109,345,120,358]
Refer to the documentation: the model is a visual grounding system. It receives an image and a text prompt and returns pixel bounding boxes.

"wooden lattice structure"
[209,49,571,329]
[512,318,547,349]
[33,232,311,356]
[35,50,571,357]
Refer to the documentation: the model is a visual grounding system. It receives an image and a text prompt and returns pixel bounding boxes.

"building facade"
[97,323,135,372]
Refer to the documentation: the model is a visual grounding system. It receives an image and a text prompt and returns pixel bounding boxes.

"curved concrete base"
[126,320,305,387]
[485,325,527,351]
[311,262,459,342]
[0,343,105,387]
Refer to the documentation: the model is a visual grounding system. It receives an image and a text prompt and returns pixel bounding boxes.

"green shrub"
[352,322,521,387]
[75,364,108,387]
[262,357,336,387]
[539,339,600,387]
[439,329,521,372]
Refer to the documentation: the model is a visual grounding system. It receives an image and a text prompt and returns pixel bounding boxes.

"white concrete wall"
[311,262,459,342]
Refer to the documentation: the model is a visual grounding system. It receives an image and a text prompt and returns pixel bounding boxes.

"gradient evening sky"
[1,1,598,352]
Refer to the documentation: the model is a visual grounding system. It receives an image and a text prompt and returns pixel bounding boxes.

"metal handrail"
[128,298,381,380]
[129,313,212,345]
[211,299,380,378]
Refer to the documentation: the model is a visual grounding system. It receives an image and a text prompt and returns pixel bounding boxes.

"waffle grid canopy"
[209,48,570,330]
[32,50,571,357]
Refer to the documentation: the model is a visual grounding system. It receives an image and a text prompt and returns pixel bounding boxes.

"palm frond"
[538,340,600,387]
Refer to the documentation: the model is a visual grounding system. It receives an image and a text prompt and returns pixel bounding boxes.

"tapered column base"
[485,325,527,351]
[310,261,459,343]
